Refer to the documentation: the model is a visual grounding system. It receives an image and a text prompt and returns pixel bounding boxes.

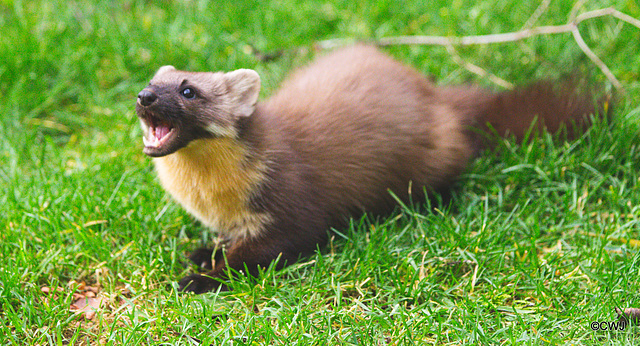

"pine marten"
[135,45,601,293]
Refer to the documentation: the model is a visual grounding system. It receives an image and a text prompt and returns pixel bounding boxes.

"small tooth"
[143,135,160,148]
[143,125,173,148]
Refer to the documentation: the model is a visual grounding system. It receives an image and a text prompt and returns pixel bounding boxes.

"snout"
[137,89,158,107]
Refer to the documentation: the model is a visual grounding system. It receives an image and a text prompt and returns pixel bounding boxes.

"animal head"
[135,66,261,157]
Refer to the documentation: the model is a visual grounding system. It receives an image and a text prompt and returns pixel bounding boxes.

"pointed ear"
[224,69,261,117]
[156,65,176,75]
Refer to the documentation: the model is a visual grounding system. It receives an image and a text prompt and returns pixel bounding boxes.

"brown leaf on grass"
[41,284,104,319]
[85,285,100,294]
[40,286,64,306]
[68,282,104,320]
[40,282,104,320]
[70,296,104,320]
[41,286,64,295]
[41,283,139,325]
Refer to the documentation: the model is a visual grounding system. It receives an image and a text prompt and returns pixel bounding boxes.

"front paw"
[188,248,215,270]
[178,273,225,294]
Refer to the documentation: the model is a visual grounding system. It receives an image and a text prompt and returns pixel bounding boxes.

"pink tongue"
[155,125,171,140]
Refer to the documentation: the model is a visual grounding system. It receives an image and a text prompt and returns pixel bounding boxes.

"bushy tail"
[475,81,610,145]
[438,80,609,151]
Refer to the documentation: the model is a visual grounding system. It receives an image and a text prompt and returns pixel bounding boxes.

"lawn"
[2,0,640,344]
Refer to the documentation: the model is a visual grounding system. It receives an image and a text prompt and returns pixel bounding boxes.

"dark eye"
[181,88,196,99]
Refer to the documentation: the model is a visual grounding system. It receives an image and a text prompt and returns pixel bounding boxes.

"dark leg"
[178,232,322,294]
[188,248,214,270]
[187,246,228,271]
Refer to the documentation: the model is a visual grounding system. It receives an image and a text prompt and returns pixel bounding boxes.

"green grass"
[2,0,640,344]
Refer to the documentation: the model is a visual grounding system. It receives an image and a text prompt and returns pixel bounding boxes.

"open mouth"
[143,122,175,149]
[139,115,179,157]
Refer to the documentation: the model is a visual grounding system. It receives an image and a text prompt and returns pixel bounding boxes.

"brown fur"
[135,45,602,293]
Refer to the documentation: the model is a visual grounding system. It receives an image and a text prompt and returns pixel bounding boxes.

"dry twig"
[445,45,514,89]
[316,6,638,90]
[522,0,552,29]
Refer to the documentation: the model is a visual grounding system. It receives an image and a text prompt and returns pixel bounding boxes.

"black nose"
[138,89,157,106]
